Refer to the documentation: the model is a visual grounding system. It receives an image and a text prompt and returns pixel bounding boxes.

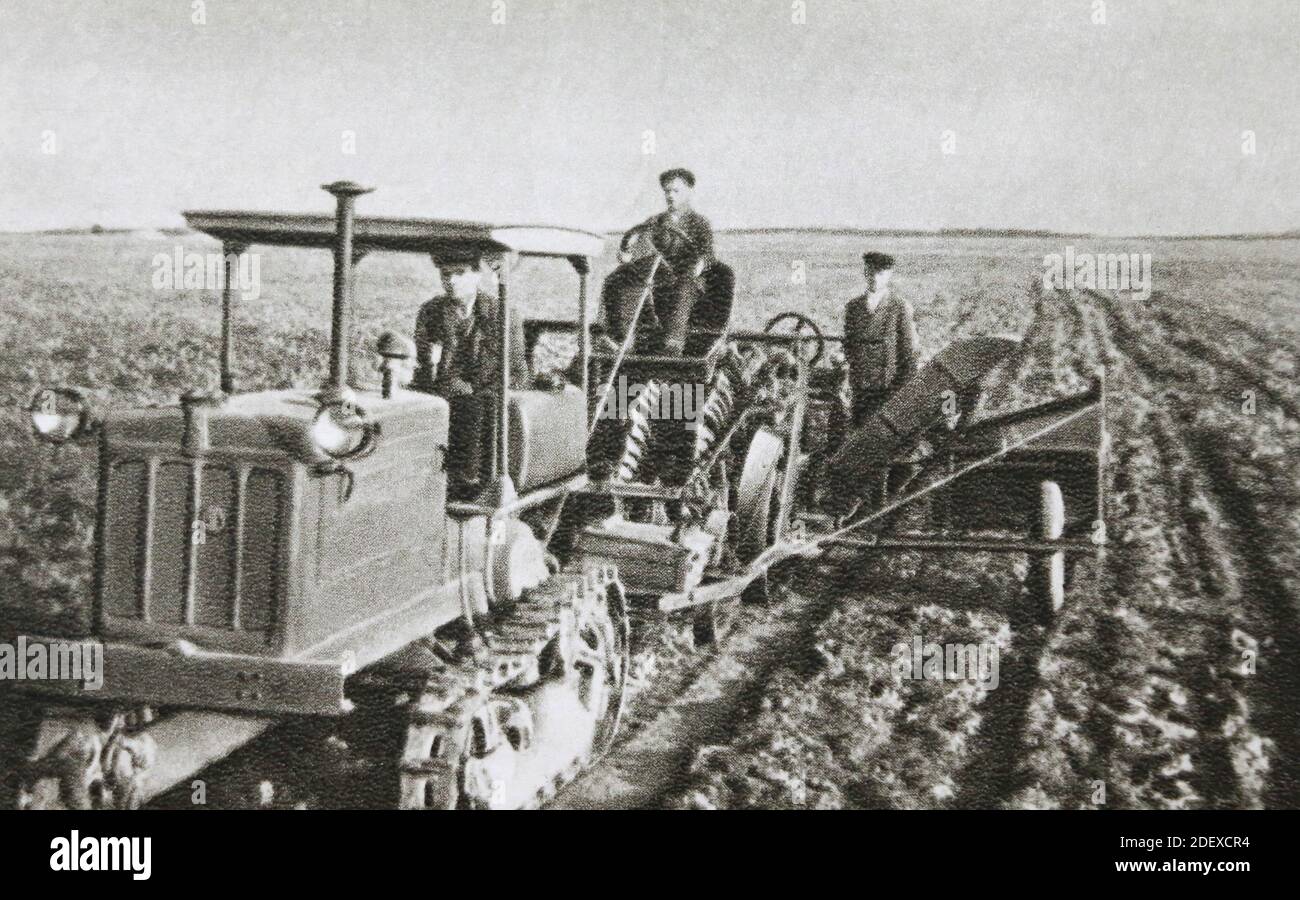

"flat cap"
[862,251,895,270]
[659,168,696,188]
[431,247,483,268]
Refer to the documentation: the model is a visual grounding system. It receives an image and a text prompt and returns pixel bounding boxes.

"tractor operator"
[613,168,715,354]
[843,251,918,427]
[413,250,529,490]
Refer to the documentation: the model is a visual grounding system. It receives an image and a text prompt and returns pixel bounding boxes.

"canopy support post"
[572,256,591,428]
[220,241,247,394]
[476,256,518,510]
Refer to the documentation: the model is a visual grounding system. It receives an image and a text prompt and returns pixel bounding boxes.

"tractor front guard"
[14,635,351,716]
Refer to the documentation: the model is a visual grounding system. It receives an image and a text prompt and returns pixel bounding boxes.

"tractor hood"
[101,388,446,464]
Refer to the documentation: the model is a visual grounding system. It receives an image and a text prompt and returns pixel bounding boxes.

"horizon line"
[3,224,1298,242]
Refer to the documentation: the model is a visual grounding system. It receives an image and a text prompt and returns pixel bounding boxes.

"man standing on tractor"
[843,251,918,427]
[413,250,529,492]
[612,168,715,354]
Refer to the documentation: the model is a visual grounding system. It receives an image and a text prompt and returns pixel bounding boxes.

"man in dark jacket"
[843,251,918,427]
[413,251,529,489]
[413,252,529,396]
[613,168,715,354]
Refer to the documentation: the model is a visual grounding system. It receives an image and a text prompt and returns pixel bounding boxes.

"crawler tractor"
[5,182,1107,809]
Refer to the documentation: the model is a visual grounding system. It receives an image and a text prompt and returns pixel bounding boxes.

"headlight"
[28,388,91,444]
[310,400,375,460]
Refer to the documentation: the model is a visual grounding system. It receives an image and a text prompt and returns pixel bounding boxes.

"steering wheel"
[763,311,826,366]
[621,220,698,274]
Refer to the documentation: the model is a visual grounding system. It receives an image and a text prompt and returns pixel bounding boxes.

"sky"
[0,0,1296,234]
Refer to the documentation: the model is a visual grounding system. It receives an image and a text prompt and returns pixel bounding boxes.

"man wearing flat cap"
[612,168,715,354]
[843,251,918,427]
[413,250,529,490]
[414,250,528,396]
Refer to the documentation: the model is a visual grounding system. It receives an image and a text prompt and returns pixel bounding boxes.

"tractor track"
[1082,287,1300,807]
[141,563,833,810]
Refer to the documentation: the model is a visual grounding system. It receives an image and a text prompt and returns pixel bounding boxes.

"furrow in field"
[990,293,1129,807]
[950,597,1061,807]
[985,291,1219,808]
[649,290,1076,810]
[977,289,1073,418]
[1083,288,1297,807]
[1147,305,1300,424]
[552,572,839,809]
[1154,297,1300,366]
[1175,422,1300,808]
[950,290,1096,807]
[660,558,1017,809]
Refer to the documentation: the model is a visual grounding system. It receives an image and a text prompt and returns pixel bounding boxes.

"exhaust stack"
[321,181,374,402]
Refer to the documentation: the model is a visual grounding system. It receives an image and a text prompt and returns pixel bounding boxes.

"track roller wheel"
[401,690,535,810]
[573,570,630,757]
[9,706,156,810]
[397,569,630,809]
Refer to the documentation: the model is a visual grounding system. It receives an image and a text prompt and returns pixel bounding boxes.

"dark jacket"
[625,209,714,275]
[413,290,529,397]
[844,293,918,414]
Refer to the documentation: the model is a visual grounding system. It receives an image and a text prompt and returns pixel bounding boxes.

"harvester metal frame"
[539,301,1108,624]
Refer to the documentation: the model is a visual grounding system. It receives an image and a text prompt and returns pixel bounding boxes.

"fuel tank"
[507,387,587,492]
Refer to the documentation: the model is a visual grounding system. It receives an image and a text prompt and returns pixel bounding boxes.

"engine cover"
[94,388,454,664]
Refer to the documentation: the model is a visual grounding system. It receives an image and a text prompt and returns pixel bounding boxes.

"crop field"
[1,230,1297,809]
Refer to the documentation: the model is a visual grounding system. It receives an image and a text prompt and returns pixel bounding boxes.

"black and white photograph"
[0,0,1295,880]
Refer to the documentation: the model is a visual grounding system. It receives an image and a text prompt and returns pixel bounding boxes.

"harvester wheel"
[735,426,787,606]
[736,428,785,563]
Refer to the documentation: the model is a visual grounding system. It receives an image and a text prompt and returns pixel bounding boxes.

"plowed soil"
[2,232,1296,808]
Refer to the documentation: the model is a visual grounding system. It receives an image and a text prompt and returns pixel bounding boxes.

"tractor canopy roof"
[182,210,606,260]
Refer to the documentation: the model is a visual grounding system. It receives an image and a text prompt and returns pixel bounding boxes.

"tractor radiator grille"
[99,458,285,640]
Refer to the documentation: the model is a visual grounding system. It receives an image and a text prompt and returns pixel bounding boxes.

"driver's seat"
[682,261,734,357]
[599,257,734,358]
